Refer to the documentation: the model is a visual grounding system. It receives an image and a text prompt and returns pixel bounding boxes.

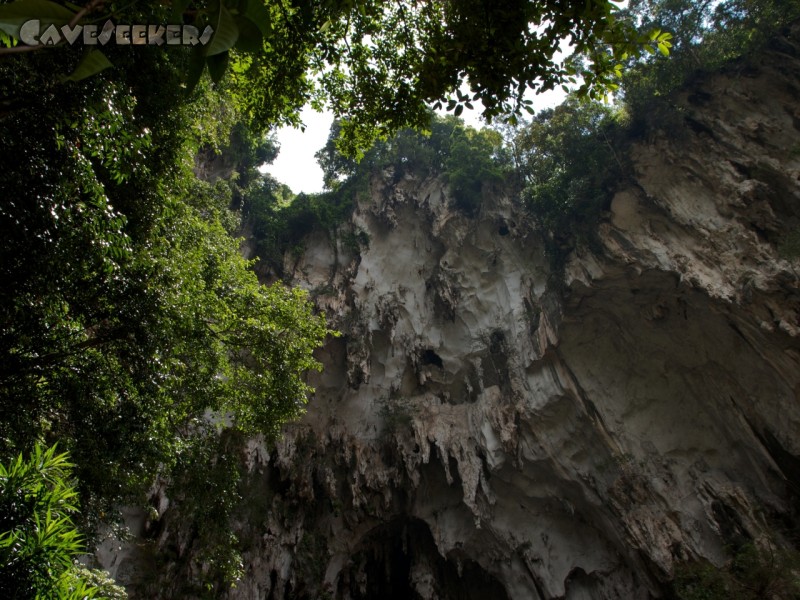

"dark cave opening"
[337,518,509,600]
[420,349,444,369]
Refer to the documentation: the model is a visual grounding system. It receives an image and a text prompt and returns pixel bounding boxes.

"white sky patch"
[262,106,334,194]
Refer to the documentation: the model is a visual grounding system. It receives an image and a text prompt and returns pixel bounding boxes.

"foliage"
[248,0,668,156]
[159,429,247,596]
[511,98,627,269]
[500,0,799,272]
[378,400,414,438]
[0,164,329,508]
[319,113,508,208]
[0,0,673,156]
[778,228,800,261]
[620,0,800,128]
[444,125,506,216]
[672,543,800,600]
[340,230,370,254]
[0,443,126,599]
[0,24,332,587]
[244,178,356,275]
[0,0,793,593]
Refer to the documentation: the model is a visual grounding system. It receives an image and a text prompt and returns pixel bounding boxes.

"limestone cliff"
[110,25,800,599]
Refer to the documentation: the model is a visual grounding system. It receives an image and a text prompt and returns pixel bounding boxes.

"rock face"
[124,26,800,599]
[226,33,800,599]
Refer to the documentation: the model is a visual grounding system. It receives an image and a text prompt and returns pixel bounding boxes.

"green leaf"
[0,0,75,38]
[206,3,238,56]
[207,50,229,83]
[0,29,17,47]
[233,16,262,53]
[454,104,463,117]
[171,0,193,22]
[64,49,112,82]
[185,46,206,94]
[241,0,271,37]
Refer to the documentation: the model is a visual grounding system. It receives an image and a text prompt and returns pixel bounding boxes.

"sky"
[262,86,569,195]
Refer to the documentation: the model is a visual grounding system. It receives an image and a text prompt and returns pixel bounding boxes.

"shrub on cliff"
[511,98,627,269]
[673,543,800,600]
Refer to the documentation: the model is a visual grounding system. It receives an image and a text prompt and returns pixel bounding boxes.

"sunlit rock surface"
[115,25,800,599]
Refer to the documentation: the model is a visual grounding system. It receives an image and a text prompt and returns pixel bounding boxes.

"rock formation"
[107,24,800,599]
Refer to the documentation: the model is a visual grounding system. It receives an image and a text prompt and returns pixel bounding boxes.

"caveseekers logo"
[18,19,214,47]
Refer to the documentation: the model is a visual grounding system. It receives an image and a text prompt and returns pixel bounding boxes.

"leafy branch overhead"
[0,0,672,154]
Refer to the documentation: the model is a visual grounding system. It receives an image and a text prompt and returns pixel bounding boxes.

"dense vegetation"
[244,0,800,275]
[0,32,332,594]
[0,0,675,156]
[0,0,797,595]
[672,543,800,600]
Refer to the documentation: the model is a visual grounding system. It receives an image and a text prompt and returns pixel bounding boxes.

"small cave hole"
[489,330,506,354]
[498,224,510,236]
[420,349,444,369]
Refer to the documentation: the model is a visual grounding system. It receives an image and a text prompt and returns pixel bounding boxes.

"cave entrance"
[420,349,444,369]
[336,517,509,600]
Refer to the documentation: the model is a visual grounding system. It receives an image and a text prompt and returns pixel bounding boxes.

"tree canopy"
[0,0,674,154]
[0,29,332,590]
